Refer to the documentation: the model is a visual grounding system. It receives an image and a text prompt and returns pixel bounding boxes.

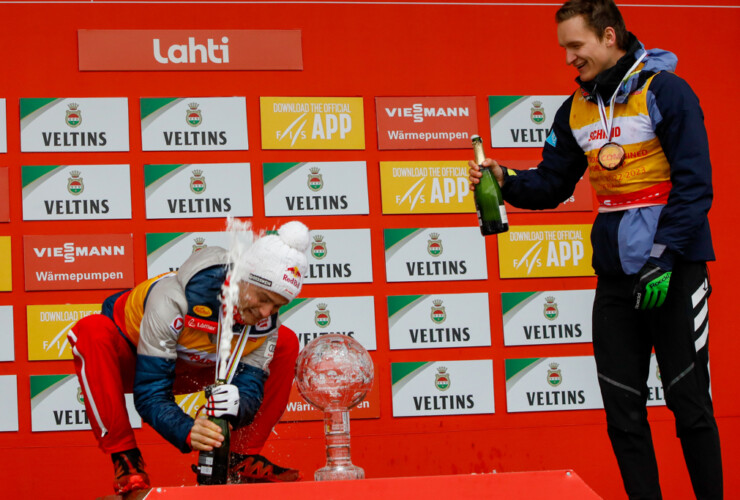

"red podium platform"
[104,470,601,500]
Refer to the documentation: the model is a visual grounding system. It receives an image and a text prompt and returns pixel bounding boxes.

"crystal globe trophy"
[295,334,374,481]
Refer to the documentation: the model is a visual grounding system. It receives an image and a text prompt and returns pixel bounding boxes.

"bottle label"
[200,465,213,475]
[499,205,509,224]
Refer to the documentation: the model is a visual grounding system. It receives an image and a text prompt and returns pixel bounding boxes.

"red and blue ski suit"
[68,246,298,455]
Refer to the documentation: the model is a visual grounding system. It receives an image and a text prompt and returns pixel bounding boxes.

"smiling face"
[235,281,288,325]
[557,15,623,82]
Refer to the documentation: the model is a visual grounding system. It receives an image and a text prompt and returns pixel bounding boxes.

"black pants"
[593,262,722,499]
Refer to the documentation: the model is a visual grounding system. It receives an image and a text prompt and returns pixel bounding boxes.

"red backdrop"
[0,1,737,498]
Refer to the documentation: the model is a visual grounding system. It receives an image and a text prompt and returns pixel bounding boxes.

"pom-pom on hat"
[243,221,310,301]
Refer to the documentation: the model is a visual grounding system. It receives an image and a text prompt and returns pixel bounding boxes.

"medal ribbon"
[596,52,647,141]
[223,324,251,384]
[214,315,249,385]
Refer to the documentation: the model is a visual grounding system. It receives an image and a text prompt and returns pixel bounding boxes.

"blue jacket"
[501,36,714,276]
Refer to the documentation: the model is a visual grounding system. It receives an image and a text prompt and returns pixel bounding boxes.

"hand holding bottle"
[468,157,504,190]
[470,136,508,236]
[189,415,227,451]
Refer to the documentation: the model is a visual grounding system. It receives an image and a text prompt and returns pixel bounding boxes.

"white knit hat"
[243,221,310,301]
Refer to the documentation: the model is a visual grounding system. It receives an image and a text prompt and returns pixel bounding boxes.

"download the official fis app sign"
[260,97,365,149]
[498,224,594,278]
[26,304,101,360]
[379,161,474,214]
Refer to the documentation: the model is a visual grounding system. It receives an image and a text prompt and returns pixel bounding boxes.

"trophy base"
[315,464,365,481]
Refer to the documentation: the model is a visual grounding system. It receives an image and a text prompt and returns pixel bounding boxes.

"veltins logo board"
[22,165,132,221]
[20,98,129,152]
[30,374,141,432]
[0,376,19,432]
[501,290,594,346]
[384,227,487,282]
[387,293,491,350]
[146,231,232,278]
[488,95,568,148]
[305,229,373,284]
[499,160,594,213]
[0,99,6,153]
[391,360,494,417]
[505,355,666,412]
[263,161,369,216]
[0,306,14,362]
[0,167,9,221]
[144,163,253,219]
[141,97,248,151]
[279,296,377,352]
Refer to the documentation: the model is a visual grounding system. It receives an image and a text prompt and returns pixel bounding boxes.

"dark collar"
[578,33,641,101]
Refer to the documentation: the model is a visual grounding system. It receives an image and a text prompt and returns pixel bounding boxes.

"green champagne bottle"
[195,382,231,485]
[472,135,509,236]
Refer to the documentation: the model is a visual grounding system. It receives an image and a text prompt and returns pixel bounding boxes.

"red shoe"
[229,453,302,483]
[112,448,150,494]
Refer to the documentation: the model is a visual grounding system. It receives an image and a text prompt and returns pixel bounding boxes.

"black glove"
[633,263,672,310]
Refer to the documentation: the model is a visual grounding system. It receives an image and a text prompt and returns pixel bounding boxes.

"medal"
[598,142,626,170]
[595,52,646,171]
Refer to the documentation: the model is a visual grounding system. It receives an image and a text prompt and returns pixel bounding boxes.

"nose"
[565,50,577,66]
[258,303,273,318]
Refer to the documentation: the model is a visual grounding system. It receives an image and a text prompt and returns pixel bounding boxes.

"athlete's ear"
[603,27,617,48]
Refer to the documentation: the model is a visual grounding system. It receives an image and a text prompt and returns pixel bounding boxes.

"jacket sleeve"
[133,276,194,453]
[134,355,194,453]
[501,95,588,209]
[648,72,713,270]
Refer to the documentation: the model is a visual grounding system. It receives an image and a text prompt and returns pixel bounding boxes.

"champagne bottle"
[196,381,231,485]
[472,135,509,235]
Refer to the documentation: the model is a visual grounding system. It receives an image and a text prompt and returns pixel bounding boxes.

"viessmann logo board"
[375,96,477,150]
[78,30,303,71]
[23,234,134,291]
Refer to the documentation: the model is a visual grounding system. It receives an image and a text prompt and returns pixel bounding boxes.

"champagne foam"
[218,216,257,381]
